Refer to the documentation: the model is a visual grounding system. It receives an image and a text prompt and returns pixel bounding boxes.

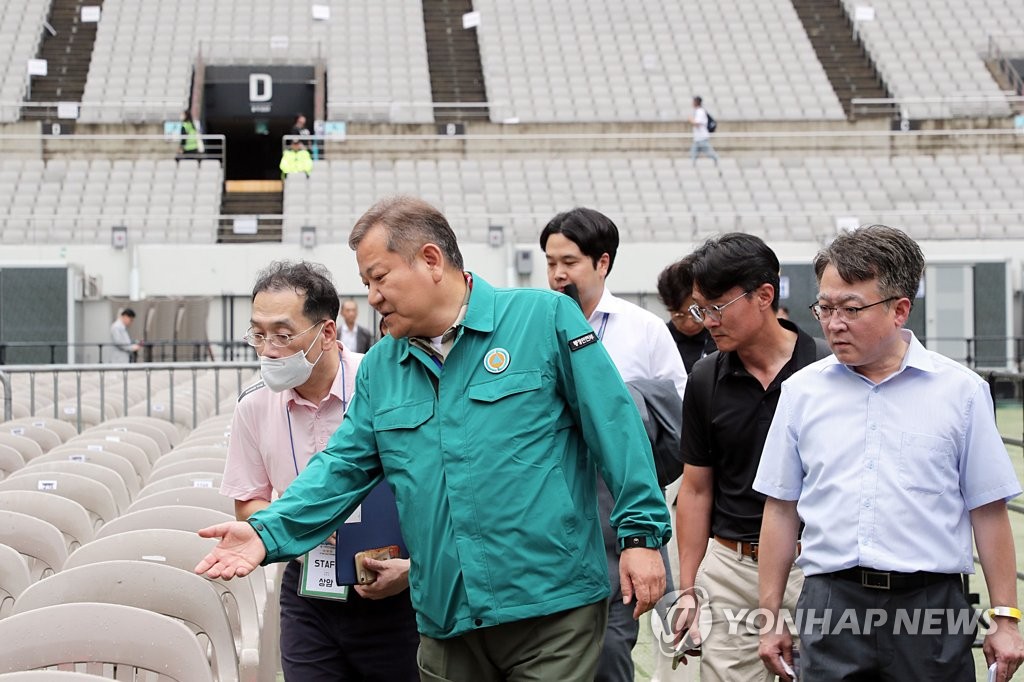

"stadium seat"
[0,602,215,681]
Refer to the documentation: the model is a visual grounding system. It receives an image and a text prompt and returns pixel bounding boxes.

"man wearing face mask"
[220,260,419,681]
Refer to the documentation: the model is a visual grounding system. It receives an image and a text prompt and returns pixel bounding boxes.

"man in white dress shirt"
[542,207,687,682]
[755,225,1024,681]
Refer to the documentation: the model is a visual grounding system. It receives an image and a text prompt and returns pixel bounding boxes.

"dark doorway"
[202,65,316,181]
[203,116,297,180]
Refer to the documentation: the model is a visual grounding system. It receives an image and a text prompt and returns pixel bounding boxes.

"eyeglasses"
[243,320,325,348]
[688,290,751,324]
[809,297,898,322]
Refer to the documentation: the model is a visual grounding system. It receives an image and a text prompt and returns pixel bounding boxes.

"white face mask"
[260,323,326,392]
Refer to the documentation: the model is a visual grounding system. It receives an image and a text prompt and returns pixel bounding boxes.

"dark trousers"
[280,560,420,681]
[417,600,607,682]
[798,573,975,681]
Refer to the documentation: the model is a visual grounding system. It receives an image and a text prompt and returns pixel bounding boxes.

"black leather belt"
[828,567,959,591]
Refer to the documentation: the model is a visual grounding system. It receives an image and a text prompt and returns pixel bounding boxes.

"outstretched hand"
[194,521,267,579]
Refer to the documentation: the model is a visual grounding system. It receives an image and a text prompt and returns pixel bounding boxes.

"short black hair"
[693,96,703,105]
[252,260,340,323]
[121,308,136,319]
[539,207,620,275]
[656,254,697,311]
[690,232,781,310]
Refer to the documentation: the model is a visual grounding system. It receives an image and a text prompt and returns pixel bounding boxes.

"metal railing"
[0,341,257,366]
[0,361,259,431]
[0,132,226,165]
[850,94,1024,121]
[979,370,1024,582]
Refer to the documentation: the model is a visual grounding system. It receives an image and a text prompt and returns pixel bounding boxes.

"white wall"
[3,237,1021,351]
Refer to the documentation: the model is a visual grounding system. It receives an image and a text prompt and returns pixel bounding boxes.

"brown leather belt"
[714,536,801,563]
[714,536,759,561]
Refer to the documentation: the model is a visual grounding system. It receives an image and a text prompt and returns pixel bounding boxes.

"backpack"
[705,110,717,133]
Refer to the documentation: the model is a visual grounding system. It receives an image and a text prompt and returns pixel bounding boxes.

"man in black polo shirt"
[674,233,829,680]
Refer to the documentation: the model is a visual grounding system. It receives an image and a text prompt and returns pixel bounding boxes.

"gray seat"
[15,560,243,682]
[0,602,215,681]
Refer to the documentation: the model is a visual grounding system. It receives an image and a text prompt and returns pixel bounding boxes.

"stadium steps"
[21,0,102,123]
[790,0,891,118]
[217,181,283,244]
[422,0,490,123]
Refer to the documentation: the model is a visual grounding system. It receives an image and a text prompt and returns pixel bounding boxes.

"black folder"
[334,480,408,585]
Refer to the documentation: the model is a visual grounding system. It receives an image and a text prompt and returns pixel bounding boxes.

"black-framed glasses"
[689,290,751,324]
[809,297,898,322]
[243,320,326,348]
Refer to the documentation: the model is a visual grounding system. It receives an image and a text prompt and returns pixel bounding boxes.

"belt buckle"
[749,543,759,563]
[861,570,890,590]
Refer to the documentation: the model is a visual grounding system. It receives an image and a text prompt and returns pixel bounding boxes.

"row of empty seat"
[12,0,1024,125]
[81,0,433,124]
[0,0,48,122]
[0,396,280,680]
[282,152,1024,243]
[474,0,846,122]
[842,0,1022,118]
[0,158,222,244]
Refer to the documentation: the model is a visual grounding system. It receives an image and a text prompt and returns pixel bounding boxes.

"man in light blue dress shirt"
[754,225,1024,681]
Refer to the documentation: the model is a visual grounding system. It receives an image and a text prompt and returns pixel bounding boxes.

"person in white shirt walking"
[689,96,719,166]
[542,207,687,682]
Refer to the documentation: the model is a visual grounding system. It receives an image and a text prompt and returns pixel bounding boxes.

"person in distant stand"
[339,299,374,353]
[108,308,140,363]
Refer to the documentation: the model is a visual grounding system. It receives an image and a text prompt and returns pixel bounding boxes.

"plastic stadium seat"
[0,472,119,528]
[125,486,233,515]
[94,504,233,540]
[15,560,245,682]
[0,510,67,580]
[0,543,31,619]
[0,602,215,681]
[137,472,224,499]
[0,491,94,551]
[0,446,25,481]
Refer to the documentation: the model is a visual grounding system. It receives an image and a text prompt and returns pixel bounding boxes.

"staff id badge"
[298,541,349,601]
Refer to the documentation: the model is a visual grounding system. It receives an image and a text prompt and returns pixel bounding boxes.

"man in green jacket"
[196,195,670,680]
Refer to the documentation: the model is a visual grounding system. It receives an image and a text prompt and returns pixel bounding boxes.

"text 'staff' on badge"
[484,348,510,374]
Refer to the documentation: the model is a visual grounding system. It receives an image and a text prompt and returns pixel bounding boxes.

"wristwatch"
[619,535,661,550]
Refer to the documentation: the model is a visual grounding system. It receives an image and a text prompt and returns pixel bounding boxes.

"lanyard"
[596,312,610,341]
[286,351,346,476]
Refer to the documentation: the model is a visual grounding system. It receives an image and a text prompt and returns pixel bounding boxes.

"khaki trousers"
[696,539,804,682]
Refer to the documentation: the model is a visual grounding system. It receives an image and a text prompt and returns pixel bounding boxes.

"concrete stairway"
[22,0,103,124]
[218,181,283,244]
[422,0,489,123]
[790,0,891,118]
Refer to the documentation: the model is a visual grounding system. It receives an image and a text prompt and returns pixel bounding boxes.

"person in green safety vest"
[280,139,313,178]
[180,109,202,157]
